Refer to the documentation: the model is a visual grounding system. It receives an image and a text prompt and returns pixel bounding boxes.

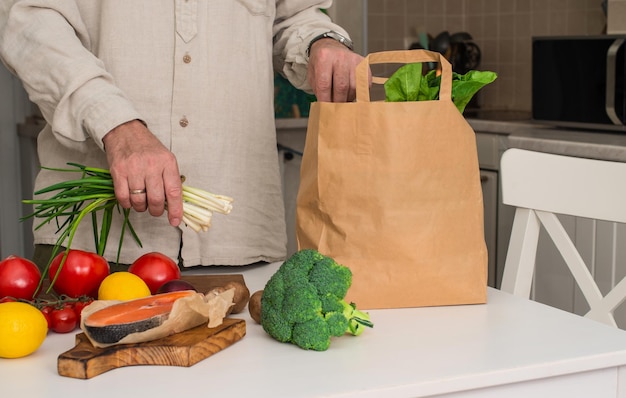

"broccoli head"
[260,249,373,351]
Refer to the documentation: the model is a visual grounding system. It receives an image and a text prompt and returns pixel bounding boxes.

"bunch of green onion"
[21,163,233,263]
[180,185,233,232]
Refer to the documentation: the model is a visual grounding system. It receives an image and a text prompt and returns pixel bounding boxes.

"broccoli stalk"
[260,249,374,351]
[343,301,374,336]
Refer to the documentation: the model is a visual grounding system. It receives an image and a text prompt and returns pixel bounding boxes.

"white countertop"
[4,262,626,398]
[506,127,626,162]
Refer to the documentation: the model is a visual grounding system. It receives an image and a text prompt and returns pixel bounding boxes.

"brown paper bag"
[296,50,488,309]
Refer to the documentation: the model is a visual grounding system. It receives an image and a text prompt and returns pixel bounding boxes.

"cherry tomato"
[50,305,78,333]
[48,250,110,298]
[129,252,181,294]
[40,305,54,329]
[0,255,42,300]
[73,298,94,323]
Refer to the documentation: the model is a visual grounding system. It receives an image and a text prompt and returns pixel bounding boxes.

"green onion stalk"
[21,163,233,293]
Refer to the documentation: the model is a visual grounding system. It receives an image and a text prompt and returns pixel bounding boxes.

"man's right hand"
[102,120,183,227]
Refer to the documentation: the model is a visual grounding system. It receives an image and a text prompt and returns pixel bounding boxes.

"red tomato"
[129,252,181,294]
[0,296,16,303]
[73,298,94,323]
[40,305,54,329]
[48,250,110,298]
[50,305,78,333]
[0,255,42,300]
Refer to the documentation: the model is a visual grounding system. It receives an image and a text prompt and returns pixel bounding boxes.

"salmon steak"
[82,290,196,345]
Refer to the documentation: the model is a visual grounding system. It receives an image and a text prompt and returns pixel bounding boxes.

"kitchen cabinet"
[474,130,510,288]
[275,118,308,257]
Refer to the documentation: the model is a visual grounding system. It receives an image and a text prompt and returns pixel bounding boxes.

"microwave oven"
[532,35,625,132]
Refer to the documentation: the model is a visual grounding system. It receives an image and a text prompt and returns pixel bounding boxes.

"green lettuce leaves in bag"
[384,64,497,113]
[383,63,438,102]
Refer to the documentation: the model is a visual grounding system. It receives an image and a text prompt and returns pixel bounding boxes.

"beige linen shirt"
[0,0,349,266]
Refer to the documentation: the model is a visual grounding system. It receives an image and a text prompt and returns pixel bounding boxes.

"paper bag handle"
[355,50,453,103]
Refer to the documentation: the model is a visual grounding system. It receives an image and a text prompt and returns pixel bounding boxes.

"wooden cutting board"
[178,273,246,294]
[57,274,248,379]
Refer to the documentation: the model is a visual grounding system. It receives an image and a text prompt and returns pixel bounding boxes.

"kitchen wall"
[0,68,33,260]
[354,0,607,112]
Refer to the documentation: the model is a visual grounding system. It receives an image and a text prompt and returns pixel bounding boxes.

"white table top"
[4,262,626,398]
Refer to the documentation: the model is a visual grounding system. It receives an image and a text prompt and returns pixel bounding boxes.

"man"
[0,1,362,267]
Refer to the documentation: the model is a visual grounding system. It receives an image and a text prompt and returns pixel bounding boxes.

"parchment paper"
[80,289,235,348]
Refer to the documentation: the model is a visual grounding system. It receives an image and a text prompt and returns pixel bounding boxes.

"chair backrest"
[500,148,626,327]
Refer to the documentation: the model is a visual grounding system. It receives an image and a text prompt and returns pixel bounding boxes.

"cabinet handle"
[480,175,488,183]
[606,38,624,126]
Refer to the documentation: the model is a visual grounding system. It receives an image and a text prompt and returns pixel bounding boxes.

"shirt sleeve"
[0,1,143,151]
[273,0,352,93]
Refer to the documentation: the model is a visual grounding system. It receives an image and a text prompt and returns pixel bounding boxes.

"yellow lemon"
[0,302,48,359]
[98,272,152,301]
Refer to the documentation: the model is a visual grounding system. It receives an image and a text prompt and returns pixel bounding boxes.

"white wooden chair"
[500,148,626,327]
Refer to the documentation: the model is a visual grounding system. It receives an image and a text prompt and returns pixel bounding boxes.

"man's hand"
[102,120,183,227]
[307,38,364,102]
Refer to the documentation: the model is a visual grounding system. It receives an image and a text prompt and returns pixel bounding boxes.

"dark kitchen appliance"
[410,31,483,111]
[412,31,482,74]
[532,35,626,132]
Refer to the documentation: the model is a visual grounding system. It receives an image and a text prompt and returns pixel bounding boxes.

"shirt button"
[183,54,191,63]
[179,117,189,127]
